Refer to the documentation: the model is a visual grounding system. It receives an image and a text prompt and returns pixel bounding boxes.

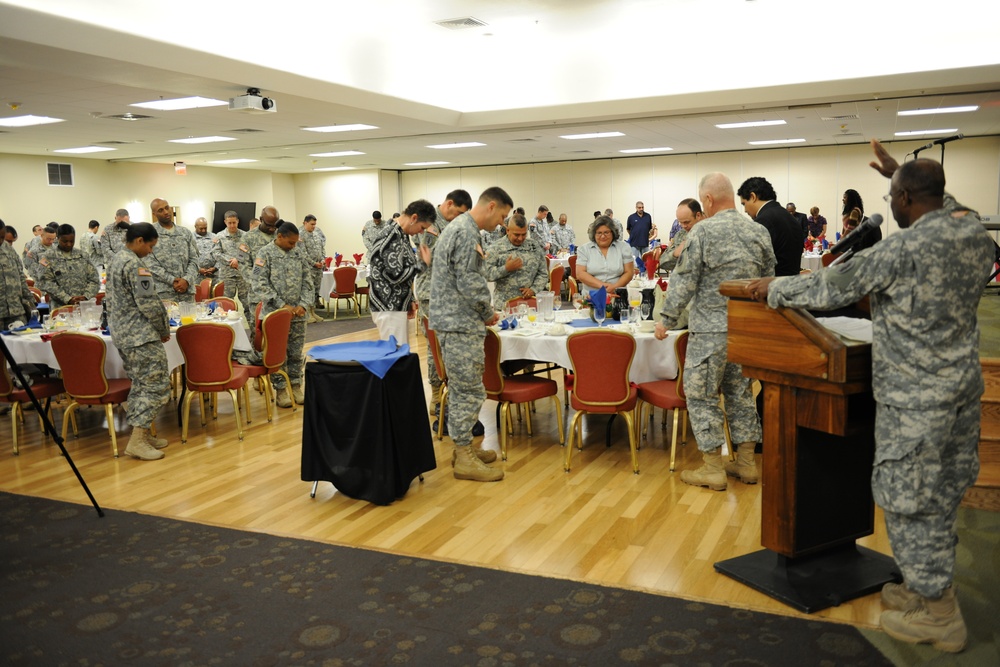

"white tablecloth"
[801,253,823,272]
[3,319,251,379]
[320,265,370,298]
[496,323,680,383]
[547,256,571,271]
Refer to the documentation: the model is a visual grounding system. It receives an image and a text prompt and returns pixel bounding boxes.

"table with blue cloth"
[301,340,436,505]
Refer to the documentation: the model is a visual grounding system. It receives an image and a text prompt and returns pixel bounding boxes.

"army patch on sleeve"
[255,257,266,267]
[239,244,249,253]
[475,243,485,258]
[38,257,48,267]
[138,268,152,276]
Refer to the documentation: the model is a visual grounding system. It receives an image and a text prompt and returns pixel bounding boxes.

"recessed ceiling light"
[0,114,65,127]
[748,138,806,145]
[559,131,625,140]
[52,146,116,154]
[313,166,355,171]
[207,158,258,164]
[716,120,786,129]
[168,136,236,144]
[309,150,366,157]
[426,142,485,149]
[897,106,978,116]
[620,147,673,154]
[303,124,378,133]
[131,96,227,111]
[405,161,450,166]
[894,128,959,137]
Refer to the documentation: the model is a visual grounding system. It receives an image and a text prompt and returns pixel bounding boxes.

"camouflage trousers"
[157,290,195,304]
[418,300,442,390]
[118,340,170,429]
[271,316,306,388]
[873,399,980,598]
[683,332,760,452]
[438,330,485,447]
[222,274,253,331]
[310,267,323,306]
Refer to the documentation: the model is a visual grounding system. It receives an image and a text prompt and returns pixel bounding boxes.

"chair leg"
[670,409,682,471]
[106,404,119,458]
[565,411,584,471]
[436,386,449,440]
[181,390,197,443]
[525,402,533,435]
[275,371,296,411]
[10,404,20,455]
[499,402,510,461]
[262,375,274,422]
[60,402,78,446]
[621,410,639,474]
[550,395,565,445]
[228,389,244,440]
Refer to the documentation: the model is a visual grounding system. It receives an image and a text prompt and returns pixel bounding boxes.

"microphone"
[828,213,883,255]
[913,133,964,152]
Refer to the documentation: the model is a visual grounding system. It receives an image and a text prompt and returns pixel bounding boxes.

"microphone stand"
[0,336,103,517]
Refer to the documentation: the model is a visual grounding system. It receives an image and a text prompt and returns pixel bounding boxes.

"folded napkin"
[334,252,343,267]
[568,244,576,254]
[308,338,410,379]
[656,278,668,291]
[589,287,607,320]
[546,254,556,259]
[499,317,518,330]
[353,253,364,264]
[821,238,829,249]
[568,319,600,329]
[645,254,657,280]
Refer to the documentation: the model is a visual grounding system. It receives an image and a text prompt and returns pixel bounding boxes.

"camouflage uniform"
[429,213,493,448]
[766,197,992,598]
[211,229,252,327]
[480,227,504,252]
[0,242,34,329]
[551,224,576,251]
[299,227,326,306]
[659,208,776,453]
[658,227,688,273]
[37,246,100,308]
[80,231,101,268]
[97,223,129,278]
[22,237,52,282]
[415,208,450,395]
[107,248,170,430]
[527,217,550,249]
[147,223,199,302]
[362,219,390,254]
[252,241,313,389]
[194,233,218,286]
[243,228,276,317]
[482,235,549,306]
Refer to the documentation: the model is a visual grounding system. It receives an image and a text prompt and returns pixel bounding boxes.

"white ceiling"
[1,0,999,174]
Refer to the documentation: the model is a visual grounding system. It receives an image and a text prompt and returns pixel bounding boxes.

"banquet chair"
[176,322,251,442]
[483,329,563,461]
[50,332,131,458]
[1,360,65,456]
[234,308,294,422]
[549,264,565,295]
[356,277,370,312]
[253,302,264,352]
[636,330,689,471]
[28,286,43,304]
[422,317,449,441]
[195,278,212,302]
[505,296,537,310]
[327,266,359,319]
[821,253,839,267]
[564,329,639,473]
[49,305,76,319]
[213,282,226,298]
[567,254,577,281]
[94,292,105,306]
[208,296,238,312]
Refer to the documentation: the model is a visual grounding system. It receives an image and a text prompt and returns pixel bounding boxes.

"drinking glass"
[572,294,584,314]
[29,309,39,326]
[594,306,605,327]
[526,307,537,326]
[641,303,651,319]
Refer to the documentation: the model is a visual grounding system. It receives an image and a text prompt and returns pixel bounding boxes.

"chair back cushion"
[568,254,577,280]
[549,265,565,294]
[505,296,537,310]
[482,329,504,396]
[0,361,14,397]
[208,297,238,312]
[196,279,211,302]
[50,332,110,398]
[213,282,226,298]
[567,330,635,406]
[176,323,236,387]
[332,266,357,295]
[422,317,447,383]
[260,308,293,370]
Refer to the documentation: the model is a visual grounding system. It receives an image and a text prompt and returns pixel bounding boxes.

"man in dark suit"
[737,177,802,276]
[786,202,810,243]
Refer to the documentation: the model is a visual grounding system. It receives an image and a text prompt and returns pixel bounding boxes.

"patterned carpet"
[0,491,893,666]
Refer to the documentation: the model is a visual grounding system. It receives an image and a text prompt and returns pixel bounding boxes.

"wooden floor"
[0,320,892,629]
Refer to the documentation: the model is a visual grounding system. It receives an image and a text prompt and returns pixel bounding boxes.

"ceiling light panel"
[0,115,64,127]
[131,96,227,111]
[897,106,978,116]
[716,120,786,129]
[894,129,958,137]
[168,136,237,144]
[426,142,485,149]
[302,124,378,133]
[559,132,624,140]
[309,150,365,157]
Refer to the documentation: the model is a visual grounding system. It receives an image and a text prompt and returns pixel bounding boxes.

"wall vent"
[47,163,73,186]
[822,114,860,121]
[435,17,487,30]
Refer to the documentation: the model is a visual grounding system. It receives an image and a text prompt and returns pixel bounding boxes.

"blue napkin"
[589,287,607,320]
[835,232,841,241]
[822,238,829,249]
[568,244,576,254]
[568,318,600,328]
[3,321,42,334]
[308,338,410,379]
[499,317,518,330]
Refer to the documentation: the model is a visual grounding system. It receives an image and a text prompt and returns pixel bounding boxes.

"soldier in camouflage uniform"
[80,220,101,269]
[244,206,280,333]
[252,222,313,408]
[211,211,252,328]
[748,143,992,653]
[527,206,551,251]
[38,224,100,308]
[298,214,326,322]
[0,233,35,330]
[656,173,775,492]
[655,199,704,274]
[97,209,130,282]
[193,217,219,288]
[415,190,472,416]
[106,222,171,461]
[429,187,512,482]
[483,213,549,306]
[147,198,199,303]
[361,211,387,254]
[22,223,57,282]
[551,214,576,252]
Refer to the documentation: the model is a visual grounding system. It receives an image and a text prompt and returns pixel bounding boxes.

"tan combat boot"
[724,441,758,484]
[880,586,967,653]
[124,427,165,461]
[144,428,169,450]
[451,437,498,466]
[291,384,305,404]
[680,448,727,491]
[276,386,293,408]
[453,445,504,482]
[309,307,322,323]
[881,581,921,612]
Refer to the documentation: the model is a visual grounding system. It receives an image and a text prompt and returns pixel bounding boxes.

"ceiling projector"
[229,88,276,114]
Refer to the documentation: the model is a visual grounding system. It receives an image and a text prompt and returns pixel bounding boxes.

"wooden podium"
[713,280,900,613]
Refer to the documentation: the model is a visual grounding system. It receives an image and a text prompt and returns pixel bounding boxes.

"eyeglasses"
[595,231,613,236]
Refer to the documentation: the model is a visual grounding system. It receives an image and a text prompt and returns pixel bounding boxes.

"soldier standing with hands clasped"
[746,140,993,653]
